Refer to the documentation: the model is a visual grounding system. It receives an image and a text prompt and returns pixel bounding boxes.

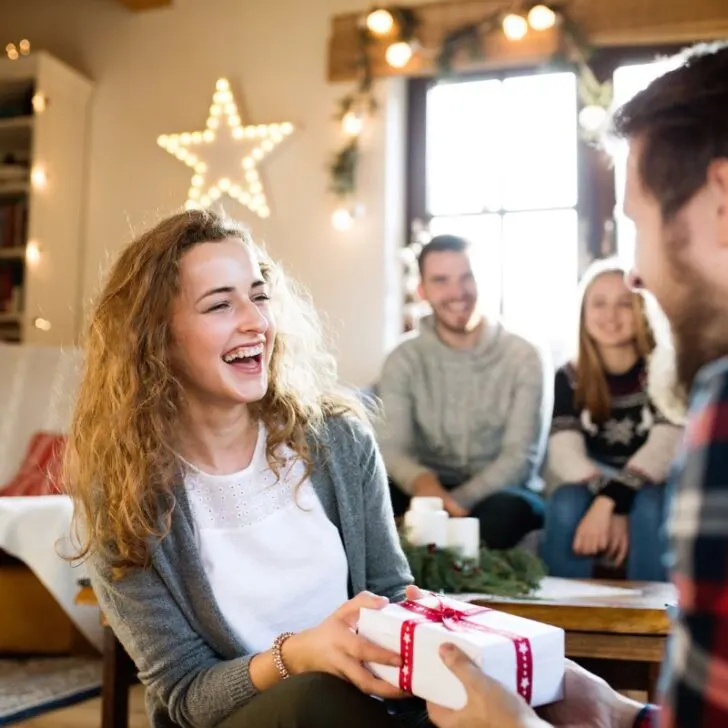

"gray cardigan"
[86,415,413,728]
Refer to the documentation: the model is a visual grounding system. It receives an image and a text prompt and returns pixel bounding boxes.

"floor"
[16,685,148,728]
[13,683,648,727]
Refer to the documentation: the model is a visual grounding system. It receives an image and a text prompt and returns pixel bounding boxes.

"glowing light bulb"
[18,39,30,55]
[209,187,221,200]
[229,115,241,127]
[192,175,204,187]
[261,140,274,152]
[33,317,51,332]
[579,105,608,133]
[31,165,47,190]
[259,207,271,218]
[26,240,41,266]
[203,130,215,142]
[250,182,263,195]
[503,14,528,40]
[200,195,211,207]
[188,187,201,199]
[195,162,207,174]
[207,117,219,130]
[216,78,230,92]
[252,148,264,160]
[31,93,46,113]
[157,135,168,147]
[332,207,354,231]
[366,8,395,35]
[185,199,199,210]
[242,157,254,169]
[385,41,413,69]
[233,127,245,139]
[527,4,556,31]
[281,122,294,135]
[342,111,364,137]
[218,178,231,191]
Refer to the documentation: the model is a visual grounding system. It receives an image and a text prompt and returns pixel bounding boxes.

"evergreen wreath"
[400,535,547,597]
[328,3,612,208]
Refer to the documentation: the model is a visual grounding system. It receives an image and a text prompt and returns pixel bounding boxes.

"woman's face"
[583,271,637,350]
[169,238,277,407]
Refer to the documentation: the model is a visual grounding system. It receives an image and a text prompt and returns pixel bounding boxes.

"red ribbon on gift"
[398,596,534,704]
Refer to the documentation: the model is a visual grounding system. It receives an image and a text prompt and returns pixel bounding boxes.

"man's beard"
[433,300,479,335]
[659,225,728,403]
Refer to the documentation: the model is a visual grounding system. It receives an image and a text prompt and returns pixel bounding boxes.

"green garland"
[328,3,613,203]
[400,536,547,597]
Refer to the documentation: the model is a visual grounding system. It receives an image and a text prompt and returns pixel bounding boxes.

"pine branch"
[400,535,546,597]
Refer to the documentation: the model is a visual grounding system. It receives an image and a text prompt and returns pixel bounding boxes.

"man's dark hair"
[418,234,471,277]
[611,42,728,221]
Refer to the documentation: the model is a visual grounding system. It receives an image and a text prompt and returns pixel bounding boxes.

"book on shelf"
[0,200,27,248]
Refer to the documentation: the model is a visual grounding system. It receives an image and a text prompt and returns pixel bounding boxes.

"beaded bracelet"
[272,632,296,680]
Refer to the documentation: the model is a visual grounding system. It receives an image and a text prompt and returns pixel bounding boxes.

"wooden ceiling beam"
[113,0,173,11]
[328,0,728,82]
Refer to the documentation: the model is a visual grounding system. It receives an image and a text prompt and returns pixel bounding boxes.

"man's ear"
[710,158,728,248]
[417,281,425,301]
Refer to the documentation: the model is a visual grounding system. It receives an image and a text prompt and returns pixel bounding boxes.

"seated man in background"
[376,234,548,549]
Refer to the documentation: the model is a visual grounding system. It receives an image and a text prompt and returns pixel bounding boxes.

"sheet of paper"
[456,577,642,604]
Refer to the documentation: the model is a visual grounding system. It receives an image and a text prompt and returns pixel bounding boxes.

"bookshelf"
[0,51,92,345]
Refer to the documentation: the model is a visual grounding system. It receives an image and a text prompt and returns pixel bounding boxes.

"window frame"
[404,45,683,256]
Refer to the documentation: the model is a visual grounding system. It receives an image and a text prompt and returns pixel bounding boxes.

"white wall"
[3,0,407,385]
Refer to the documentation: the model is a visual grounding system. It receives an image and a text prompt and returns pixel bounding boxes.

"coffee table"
[467,577,675,701]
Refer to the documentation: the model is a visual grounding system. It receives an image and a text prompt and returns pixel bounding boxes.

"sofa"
[0,342,102,654]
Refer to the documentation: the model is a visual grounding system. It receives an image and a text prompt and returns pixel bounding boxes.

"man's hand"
[426,644,545,728]
[427,645,644,728]
[538,660,643,728]
[411,473,469,517]
[573,496,614,556]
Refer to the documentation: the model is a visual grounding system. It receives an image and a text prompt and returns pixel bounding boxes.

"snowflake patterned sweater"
[547,358,682,513]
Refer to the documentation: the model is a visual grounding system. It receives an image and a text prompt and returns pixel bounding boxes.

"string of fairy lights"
[329,3,612,231]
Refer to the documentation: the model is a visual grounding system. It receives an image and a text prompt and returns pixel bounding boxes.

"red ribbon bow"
[398,595,534,704]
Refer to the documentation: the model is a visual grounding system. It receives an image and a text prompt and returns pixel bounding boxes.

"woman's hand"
[605,515,629,567]
[282,591,406,699]
[572,496,614,556]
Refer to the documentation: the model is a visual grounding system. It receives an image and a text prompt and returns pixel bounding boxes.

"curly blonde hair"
[66,209,364,576]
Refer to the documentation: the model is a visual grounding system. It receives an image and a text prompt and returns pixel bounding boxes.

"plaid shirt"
[635,356,728,728]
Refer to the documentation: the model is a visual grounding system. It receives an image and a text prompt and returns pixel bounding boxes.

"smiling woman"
[63,209,431,728]
[541,259,682,583]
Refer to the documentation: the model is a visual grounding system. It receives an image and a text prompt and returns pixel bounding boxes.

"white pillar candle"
[403,509,448,548]
[409,496,444,512]
[446,517,481,560]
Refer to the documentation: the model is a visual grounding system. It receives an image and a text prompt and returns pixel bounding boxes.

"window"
[410,70,579,357]
[612,58,683,266]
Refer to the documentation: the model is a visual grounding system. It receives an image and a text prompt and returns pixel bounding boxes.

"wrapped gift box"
[358,594,564,710]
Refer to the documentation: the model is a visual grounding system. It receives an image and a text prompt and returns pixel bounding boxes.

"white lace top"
[183,423,349,652]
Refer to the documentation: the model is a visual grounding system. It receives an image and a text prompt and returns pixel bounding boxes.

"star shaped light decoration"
[156,78,295,219]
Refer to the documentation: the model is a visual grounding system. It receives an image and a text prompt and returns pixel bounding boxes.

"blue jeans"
[541,483,668,582]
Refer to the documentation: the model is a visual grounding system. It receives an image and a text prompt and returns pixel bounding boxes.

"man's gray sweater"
[376,315,549,508]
